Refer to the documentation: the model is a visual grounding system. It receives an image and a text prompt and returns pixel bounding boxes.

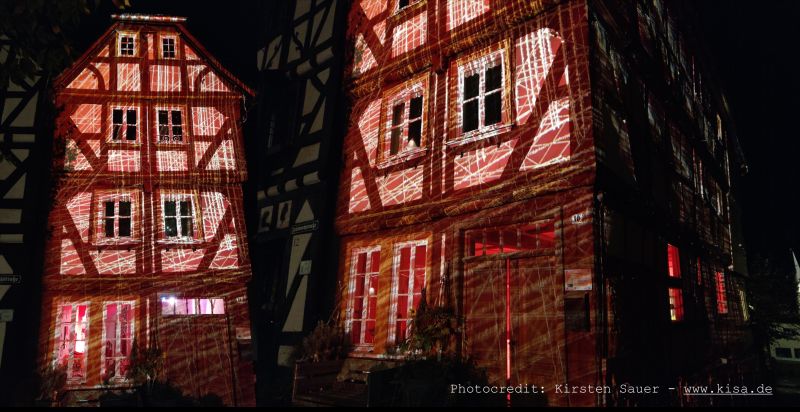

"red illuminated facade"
[41,14,254,405]
[335,0,751,406]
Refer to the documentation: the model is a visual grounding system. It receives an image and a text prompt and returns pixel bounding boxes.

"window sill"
[107,141,142,148]
[94,239,142,247]
[156,238,202,246]
[446,123,512,148]
[377,147,428,169]
[155,141,187,148]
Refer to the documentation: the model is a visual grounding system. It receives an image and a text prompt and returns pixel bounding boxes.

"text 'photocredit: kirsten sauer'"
[449,383,775,397]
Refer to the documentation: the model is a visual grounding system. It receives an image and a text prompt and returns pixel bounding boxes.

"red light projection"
[41,15,255,405]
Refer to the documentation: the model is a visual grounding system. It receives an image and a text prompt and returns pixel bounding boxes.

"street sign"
[0,275,21,285]
[291,219,319,235]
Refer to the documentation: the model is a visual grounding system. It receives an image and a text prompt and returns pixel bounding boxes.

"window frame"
[378,73,430,165]
[159,192,202,242]
[94,190,140,244]
[117,32,137,57]
[154,106,187,144]
[160,35,178,59]
[109,105,140,143]
[715,270,728,314]
[668,287,684,322]
[388,240,428,346]
[54,302,90,384]
[159,294,225,316]
[346,246,381,349]
[448,42,513,144]
[101,301,135,383]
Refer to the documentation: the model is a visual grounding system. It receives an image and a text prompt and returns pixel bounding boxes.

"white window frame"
[388,240,427,346]
[456,49,507,140]
[161,36,177,59]
[101,301,135,382]
[345,246,381,348]
[155,106,186,143]
[118,32,137,57]
[109,105,140,142]
[161,194,198,241]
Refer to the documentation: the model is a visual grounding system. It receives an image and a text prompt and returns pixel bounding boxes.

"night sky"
[70,0,800,262]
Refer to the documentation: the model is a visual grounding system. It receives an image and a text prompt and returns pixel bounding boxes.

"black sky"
[69,0,800,261]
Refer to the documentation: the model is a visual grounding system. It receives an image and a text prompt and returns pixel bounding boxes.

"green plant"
[36,363,67,401]
[296,320,351,363]
[399,291,459,358]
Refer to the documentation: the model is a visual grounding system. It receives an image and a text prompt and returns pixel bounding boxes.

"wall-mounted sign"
[565,269,592,291]
[0,275,21,285]
[299,260,312,275]
[291,220,319,235]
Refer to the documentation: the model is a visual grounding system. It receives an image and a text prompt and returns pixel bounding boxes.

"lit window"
[55,303,89,382]
[739,290,749,322]
[390,242,426,344]
[102,302,134,381]
[111,108,138,141]
[160,295,225,315]
[467,222,555,257]
[163,196,195,239]
[668,288,683,322]
[119,35,135,56]
[347,248,381,346]
[667,244,681,278]
[162,37,176,59]
[460,58,503,134]
[157,109,184,142]
[715,271,728,314]
[103,199,132,238]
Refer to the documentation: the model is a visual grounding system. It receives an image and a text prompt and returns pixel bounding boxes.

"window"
[390,242,426,345]
[388,95,423,155]
[775,347,792,359]
[668,288,684,322]
[715,271,728,314]
[102,302,133,381]
[55,303,89,382]
[119,34,135,56]
[397,0,415,10]
[466,221,555,257]
[794,348,800,359]
[104,199,132,238]
[157,109,184,142]
[667,244,681,278]
[461,60,503,134]
[163,197,194,239]
[739,290,749,322]
[162,37,176,59]
[112,108,138,141]
[347,248,381,346]
[160,295,225,315]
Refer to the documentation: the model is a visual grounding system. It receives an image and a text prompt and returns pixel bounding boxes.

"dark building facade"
[248,0,349,404]
[331,0,752,406]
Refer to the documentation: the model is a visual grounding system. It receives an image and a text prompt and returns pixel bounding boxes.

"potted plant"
[34,363,67,406]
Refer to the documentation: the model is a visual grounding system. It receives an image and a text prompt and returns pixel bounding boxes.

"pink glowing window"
[55,303,89,382]
[467,221,555,257]
[102,302,133,381]
[391,242,426,344]
[668,288,684,322]
[667,244,681,278]
[348,248,381,346]
[160,296,225,315]
[715,271,728,314]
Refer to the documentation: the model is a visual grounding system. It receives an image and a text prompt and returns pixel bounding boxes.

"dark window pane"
[180,201,191,216]
[126,125,137,141]
[113,109,123,124]
[158,110,168,125]
[391,103,405,126]
[408,120,422,147]
[390,128,402,155]
[105,202,115,217]
[112,125,122,140]
[464,74,479,99]
[119,201,131,216]
[105,218,115,237]
[172,126,183,141]
[399,0,409,8]
[119,218,131,237]
[181,218,193,237]
[158,125,170,141]
[409,96,423,118]
[462,100,479,132]
[164,201,176,217]
[171,110,182,125]
[485,65,502,91]
[165,218,178,237]
[126,110,136,125]
[484,92,502,126]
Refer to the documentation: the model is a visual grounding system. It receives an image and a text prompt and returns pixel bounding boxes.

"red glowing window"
[102,302,134,381]
[668,288,683,322]
[715,271,728,314]
[348,248,381,346]
[55,303,89,382]
[111,107,138,141]
[390,242,426,344]
[156,108,184,142]
[667,244,681,278]
[467,221,555,257]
